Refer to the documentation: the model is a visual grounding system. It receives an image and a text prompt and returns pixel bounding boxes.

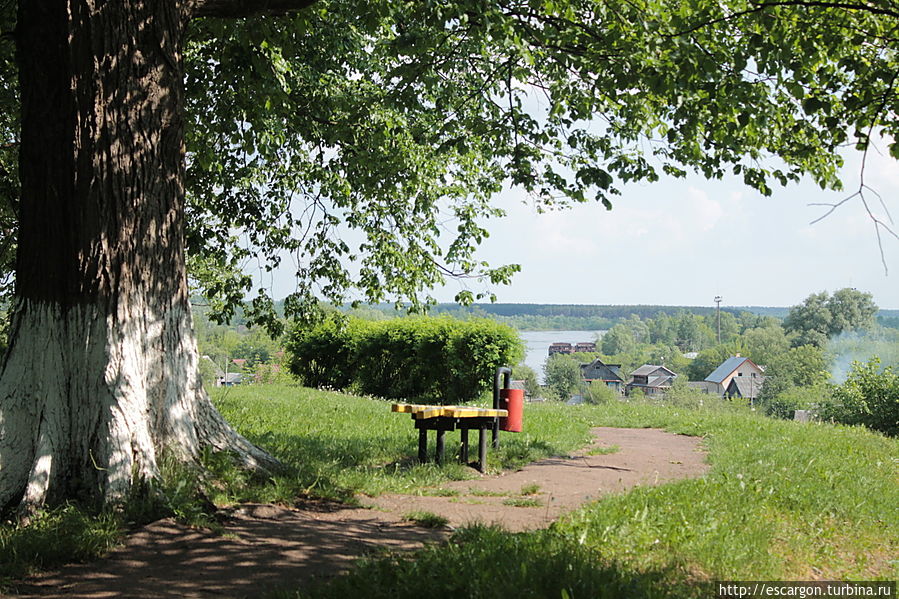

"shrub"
[543,354,583,400]
[761,384,831,420]
[584,380,617,405]
[284,315,522,404]
[284,316,359,390]
[663,378,709,408]
[513,363,540,398]
[820,358,898,436]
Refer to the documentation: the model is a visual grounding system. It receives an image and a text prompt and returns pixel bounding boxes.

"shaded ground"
[5,427,708,599]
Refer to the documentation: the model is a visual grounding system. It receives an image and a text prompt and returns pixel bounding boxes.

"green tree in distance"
[756,344,830,406]
[543,354,584,401]
[601,325,637,356]
[784,289,878,347]
[1,0,897,512]
[742,326,791,367]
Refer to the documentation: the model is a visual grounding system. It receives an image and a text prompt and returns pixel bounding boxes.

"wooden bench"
[391,404,508,472]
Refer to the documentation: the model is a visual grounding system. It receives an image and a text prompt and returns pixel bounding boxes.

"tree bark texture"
[0,0,276,513]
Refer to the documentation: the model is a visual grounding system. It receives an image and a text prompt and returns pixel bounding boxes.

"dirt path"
[5,427,708,599]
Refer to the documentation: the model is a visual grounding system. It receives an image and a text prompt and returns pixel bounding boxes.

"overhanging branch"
[189,0,318,19]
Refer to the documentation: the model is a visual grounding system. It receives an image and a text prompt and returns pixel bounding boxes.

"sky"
[428,146,899,311]
[261,145,899,311]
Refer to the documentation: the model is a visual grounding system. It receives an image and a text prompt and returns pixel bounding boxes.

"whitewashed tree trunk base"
[0,298,278,513]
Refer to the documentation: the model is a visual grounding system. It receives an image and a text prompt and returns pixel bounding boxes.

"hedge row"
[284,316,523,404]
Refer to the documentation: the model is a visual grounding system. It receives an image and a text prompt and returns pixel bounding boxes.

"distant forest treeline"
[359,302,899,331]
[193,299,899,332]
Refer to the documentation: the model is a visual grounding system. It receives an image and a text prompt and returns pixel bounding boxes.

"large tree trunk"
[0,0,276,513]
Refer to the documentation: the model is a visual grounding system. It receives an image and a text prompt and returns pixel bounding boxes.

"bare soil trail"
[5,427,708,599]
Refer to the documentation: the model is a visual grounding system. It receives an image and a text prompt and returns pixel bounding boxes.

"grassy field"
[244,390,895,598]
[1,383,897,595]
[209,384,600,502]
[213,385,898,595]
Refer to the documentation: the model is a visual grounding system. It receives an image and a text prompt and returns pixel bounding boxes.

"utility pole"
[714,296,722,344]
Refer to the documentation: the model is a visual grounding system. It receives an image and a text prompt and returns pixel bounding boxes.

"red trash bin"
[499,388,523,432]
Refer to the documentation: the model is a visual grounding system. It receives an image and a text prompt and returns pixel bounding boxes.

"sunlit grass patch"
[519,483,541,496]
[417,488,460,497]
[585,443,620,456]
[502,497,543,508]
[402,511,449,529]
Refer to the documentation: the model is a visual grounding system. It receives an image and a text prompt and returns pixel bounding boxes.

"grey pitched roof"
[705,356,750,384]
[647,375,675,388]
[631,364,675,377]
[726,376,766,398]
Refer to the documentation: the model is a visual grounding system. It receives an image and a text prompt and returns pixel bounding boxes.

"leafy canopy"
[784,288,878,347]
[1,1,897,331]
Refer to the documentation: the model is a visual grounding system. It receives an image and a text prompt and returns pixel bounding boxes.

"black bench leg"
[436,429,446,465]
[418,429,428,464]
[460,428,469,464]
[478,427,487,473]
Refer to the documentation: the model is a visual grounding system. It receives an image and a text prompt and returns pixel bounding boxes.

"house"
[218,372,243,387]
[703,355,764,395]
[687,381,718,394]
[580,358,624,392]
[548,342,573,356]
[627,364,677,397]
[724,376,766,401]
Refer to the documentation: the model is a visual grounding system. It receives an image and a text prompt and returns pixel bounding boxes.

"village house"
[626,364,677,397]
[702,355,764,395]
[724,375,766,402]
[580,357,625,393]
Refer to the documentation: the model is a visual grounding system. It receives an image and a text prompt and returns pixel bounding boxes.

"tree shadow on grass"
[298,523,710,599]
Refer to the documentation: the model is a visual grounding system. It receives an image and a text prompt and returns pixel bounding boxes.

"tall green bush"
[543,353,583,400]
[284,316,522,404]
[821,358,898,437]
[284,316,359,390]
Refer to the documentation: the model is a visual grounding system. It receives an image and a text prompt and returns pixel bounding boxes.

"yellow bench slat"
[393,404,507,419]
[412,407,446,419]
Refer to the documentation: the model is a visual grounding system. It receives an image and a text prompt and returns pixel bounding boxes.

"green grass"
[418,488,460,497]
[585,443,620,456]
[402,511,450,529]
[3,384,898,597]
[289,399,898,598]
[468,488,509,497]
[519,483,541,496]
[0,506,122,585]
[502,497,543,508]
[208,384,597,503]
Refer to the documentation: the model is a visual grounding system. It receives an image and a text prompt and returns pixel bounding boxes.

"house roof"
[581,358,622,369]
[580,358,624,382]
[647,375,675,388]
[631,364,675,377]
[704,356,759,384]
[628,373,676,389]
[726,376,766,398]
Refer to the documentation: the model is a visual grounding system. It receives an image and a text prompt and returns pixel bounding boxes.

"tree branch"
[189,0,318,19]
[751,1,899,20]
